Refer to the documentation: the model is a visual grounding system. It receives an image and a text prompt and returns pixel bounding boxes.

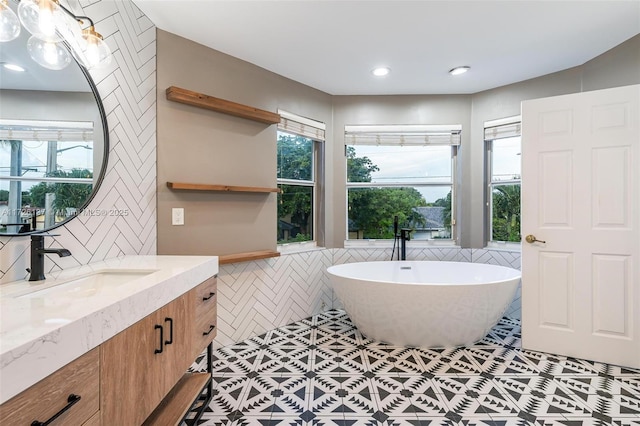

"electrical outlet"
[321,300,327,310]
[172,208,184,225]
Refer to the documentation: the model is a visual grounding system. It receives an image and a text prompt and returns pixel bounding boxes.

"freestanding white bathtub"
[326,261,521,348]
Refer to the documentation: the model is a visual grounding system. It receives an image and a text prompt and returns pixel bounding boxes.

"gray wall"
[582,34,640,91]
[156,30,333,255]
[156,32,640,253]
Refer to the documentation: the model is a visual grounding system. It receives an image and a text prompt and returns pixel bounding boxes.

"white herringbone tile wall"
[214,250,333,348]
[0,0,156,283]
[213,247,522,348]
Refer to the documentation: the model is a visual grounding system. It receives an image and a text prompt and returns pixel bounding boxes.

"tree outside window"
[488,136,521,242]
[1,138,94,233]
[346,145,454,240]
[277,132,315,243]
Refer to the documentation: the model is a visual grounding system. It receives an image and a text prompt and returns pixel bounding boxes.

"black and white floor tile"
[185,310,640,425]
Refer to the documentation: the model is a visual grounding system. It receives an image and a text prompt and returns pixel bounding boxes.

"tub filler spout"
[399,228,412,260]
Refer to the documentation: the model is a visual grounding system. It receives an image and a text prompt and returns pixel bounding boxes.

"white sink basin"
[14,269,158,299]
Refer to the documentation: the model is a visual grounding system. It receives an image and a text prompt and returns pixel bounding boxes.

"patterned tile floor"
[186,310,640,425]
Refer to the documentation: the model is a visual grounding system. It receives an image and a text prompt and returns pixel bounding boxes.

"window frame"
[1,119,97,234]
[276,111,325,248]
[344,139,459,244]
[484,116,522,247]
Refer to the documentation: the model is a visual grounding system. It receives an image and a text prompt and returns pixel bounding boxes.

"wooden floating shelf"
[166,86,281,125]
[167,182,280,193]
[219,250,281,265]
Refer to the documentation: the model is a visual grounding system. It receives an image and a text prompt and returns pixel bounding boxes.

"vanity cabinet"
[0,347,99,426]
[101,292,193,425]
[0,274,218,426]
[0,256,219,426]
[192,275,218,358]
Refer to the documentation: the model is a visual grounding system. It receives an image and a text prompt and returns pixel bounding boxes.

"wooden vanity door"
[100,294,193,425]
[158,293,193,394]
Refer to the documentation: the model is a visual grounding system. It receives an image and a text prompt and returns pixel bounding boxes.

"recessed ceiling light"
[372,67,391,77]
[3,63,25,72]
[449,66,470,76]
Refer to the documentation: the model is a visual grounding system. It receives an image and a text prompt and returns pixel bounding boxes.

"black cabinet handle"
[203,324,216,336]
[202,292,216,301]
[164,317,174,345]
[31,394,81,426]
[154,324,163,354]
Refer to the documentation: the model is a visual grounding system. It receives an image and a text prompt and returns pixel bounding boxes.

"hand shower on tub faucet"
[391,216,400,260]
[28,234,72,281]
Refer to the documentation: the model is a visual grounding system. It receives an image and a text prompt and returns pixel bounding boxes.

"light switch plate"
[172,208,184,225]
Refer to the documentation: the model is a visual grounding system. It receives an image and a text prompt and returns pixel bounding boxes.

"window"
[0,120,95,233]
[276,111,325,245]
[485,116,521,243]
[345,125,460,241]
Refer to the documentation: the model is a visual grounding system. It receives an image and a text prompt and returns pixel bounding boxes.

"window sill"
[277,241,324,255]
[485,241,522,251]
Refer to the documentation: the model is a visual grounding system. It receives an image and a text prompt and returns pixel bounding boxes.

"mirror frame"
[1,51,110,236]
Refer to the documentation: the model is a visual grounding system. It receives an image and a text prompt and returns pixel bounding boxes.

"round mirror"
[0,0,108,235]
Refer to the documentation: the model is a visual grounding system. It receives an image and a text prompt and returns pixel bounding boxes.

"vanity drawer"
[193,276,217,356]
[194,275,217,311]
[0,347,99,426]
[82,411,101,426]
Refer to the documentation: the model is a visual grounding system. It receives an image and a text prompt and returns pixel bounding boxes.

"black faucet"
[399,228,412,261]
[28,234,72,281]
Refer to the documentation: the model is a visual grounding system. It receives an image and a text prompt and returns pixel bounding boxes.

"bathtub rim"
[326,260,521,287]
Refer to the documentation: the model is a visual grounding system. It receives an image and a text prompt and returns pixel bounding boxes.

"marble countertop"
[0,255,218,404]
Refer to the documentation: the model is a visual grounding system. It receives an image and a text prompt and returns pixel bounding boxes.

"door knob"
[525,234,546,244]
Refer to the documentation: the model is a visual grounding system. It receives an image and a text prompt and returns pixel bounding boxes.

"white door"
[521,84,640,368]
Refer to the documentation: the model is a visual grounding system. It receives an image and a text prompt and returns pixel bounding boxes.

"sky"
[348,136,521,202]
[491,136,521,181]
[349,144,453,203]
[0,140,94,192]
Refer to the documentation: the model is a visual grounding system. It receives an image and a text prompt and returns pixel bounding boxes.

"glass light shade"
[18,0,64,42]
[54,9,82,45]
[0,0,20,42]
[27,35,71,70]
[72,27,111,69]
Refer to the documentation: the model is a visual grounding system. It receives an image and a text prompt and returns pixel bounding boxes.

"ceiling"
[0,0,91,92]
[132,0,640,95]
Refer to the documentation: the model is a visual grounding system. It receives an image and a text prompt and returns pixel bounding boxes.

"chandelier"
[0,0,111,70]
